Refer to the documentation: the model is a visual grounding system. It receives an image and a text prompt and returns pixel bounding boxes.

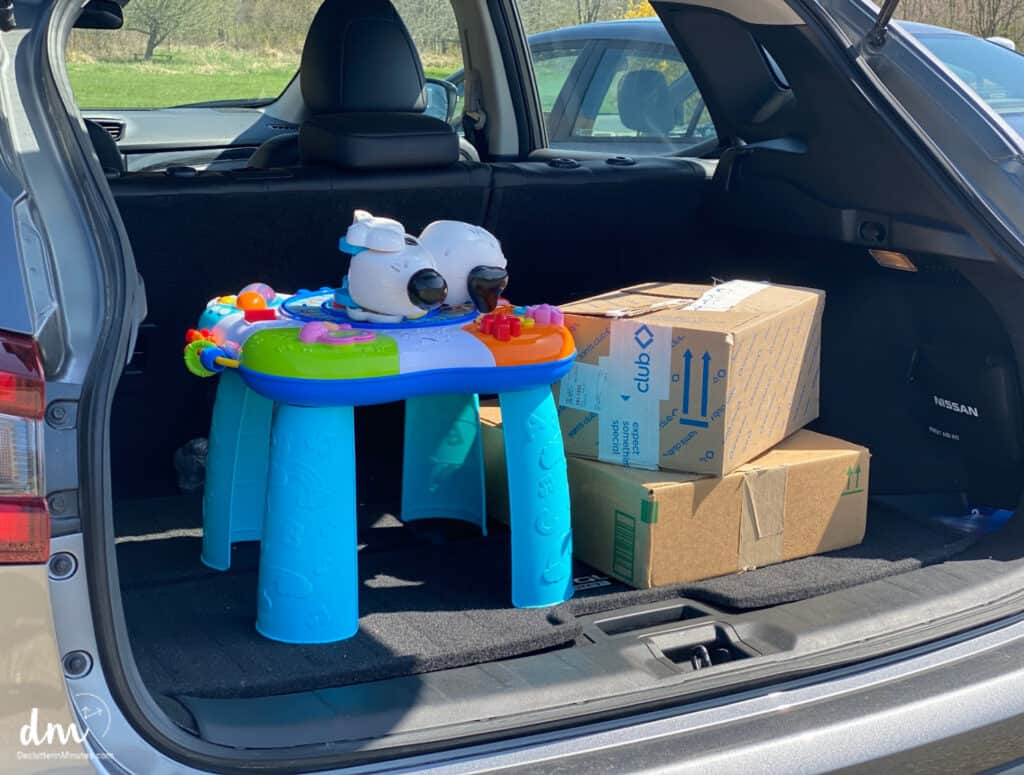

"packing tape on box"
[558,362,606,414]
[597,320,672,469]
[558,319,675,470]
[738,466,787,570]
[683,279,767,311]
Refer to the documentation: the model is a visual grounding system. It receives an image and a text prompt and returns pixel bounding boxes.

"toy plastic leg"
[256,404,359,644]
[202,370,274,571]
[498,386,573,608]
[401,394,486,533]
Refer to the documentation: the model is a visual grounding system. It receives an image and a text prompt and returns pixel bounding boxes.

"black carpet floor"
[115,495,978,699]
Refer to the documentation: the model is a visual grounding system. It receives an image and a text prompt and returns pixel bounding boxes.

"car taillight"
[0,330,49,563]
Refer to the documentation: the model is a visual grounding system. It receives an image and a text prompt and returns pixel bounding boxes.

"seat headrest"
[300,113,460,171]
[301,0,426,115]
[84,119,124,178]
[618,70,675,136]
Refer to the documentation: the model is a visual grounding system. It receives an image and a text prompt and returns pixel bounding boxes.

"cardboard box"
[555,280,824,476]
[482,406,868,589]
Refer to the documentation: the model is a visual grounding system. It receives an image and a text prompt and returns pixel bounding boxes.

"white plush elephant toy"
[419,220,509,312]
[340,210,448,322]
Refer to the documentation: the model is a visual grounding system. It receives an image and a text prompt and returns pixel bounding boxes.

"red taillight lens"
[0,331,45,420]
[0,331,48,563]
[0,497,50,563]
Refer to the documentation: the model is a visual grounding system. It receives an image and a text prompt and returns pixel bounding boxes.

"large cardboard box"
[555,280,824,476]
[482,407,868,589]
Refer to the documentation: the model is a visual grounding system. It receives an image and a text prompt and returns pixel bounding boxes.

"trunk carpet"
[116,496,976,699]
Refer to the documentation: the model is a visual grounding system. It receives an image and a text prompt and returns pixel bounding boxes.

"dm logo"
[19,693,112,749]
[633,324,654,349]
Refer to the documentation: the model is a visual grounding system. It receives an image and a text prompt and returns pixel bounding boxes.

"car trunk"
[111,493,982,703]
[100,158,1024,745]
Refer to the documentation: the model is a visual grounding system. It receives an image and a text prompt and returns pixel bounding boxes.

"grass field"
[67,46,456,109]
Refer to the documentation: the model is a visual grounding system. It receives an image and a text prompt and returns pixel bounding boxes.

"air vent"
[93,119,125,142]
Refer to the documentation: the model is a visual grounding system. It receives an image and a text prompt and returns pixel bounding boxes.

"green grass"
[67,46,457,109]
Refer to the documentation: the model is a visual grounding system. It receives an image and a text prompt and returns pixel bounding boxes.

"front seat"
[85,119,125,178]
[250,0,461,170]
[617,69,676,137]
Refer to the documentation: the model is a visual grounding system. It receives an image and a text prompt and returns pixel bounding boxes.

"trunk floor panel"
[120,535,580,699]
[115,496,976,699]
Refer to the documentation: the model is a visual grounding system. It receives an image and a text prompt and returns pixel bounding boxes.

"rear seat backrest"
[112,0,485,492]
[111,159,706,500]
[484,157,710,303]
[108,162,491,494]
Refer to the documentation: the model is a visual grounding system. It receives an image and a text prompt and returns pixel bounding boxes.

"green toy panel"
[241,328,400,380]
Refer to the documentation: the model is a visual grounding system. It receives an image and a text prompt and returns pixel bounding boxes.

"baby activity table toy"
[184,214,576,644]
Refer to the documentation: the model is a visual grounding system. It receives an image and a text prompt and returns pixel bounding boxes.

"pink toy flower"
[526,304,564,326]
[300,321,376,346]
[300,322,331,344]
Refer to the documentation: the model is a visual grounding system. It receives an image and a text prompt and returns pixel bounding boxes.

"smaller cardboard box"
[482,406,868,589]
[556,280,824,476]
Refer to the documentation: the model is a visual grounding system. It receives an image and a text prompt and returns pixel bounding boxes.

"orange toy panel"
[464,319,575,366]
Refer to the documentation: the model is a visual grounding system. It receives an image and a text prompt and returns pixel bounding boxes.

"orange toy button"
[237,291,268,311]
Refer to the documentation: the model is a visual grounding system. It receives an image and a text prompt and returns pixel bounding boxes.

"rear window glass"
[68,0,463,110]
[915,33,1024,137]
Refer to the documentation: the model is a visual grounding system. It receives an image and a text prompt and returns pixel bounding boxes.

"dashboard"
[83,106,298,172]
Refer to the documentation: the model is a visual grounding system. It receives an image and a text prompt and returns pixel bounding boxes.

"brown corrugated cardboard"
[555,280,824,476]
[482,406,868,589]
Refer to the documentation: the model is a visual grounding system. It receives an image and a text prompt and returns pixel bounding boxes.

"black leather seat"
[247,132,299,169]
[85,119,125,178]
[617,70,676,136]
[485,157,708,303]
[251,0,458,171]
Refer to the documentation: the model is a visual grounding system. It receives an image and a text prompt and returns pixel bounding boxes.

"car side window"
[515,5,717,157]
[564,45,715,154]
[447,46,584,136]
[531,46,589,125]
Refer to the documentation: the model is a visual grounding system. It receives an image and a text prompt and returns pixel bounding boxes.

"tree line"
[899,0,1024,40]
[71,0,1022,62]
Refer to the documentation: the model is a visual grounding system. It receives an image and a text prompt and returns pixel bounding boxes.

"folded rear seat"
[485,157,710,303]
[109,161,490,495]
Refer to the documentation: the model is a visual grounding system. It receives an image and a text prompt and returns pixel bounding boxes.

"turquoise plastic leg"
[401,394,486,533]
[201,370,274,571]
[256,404,359,644]
[498,386,573,608]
